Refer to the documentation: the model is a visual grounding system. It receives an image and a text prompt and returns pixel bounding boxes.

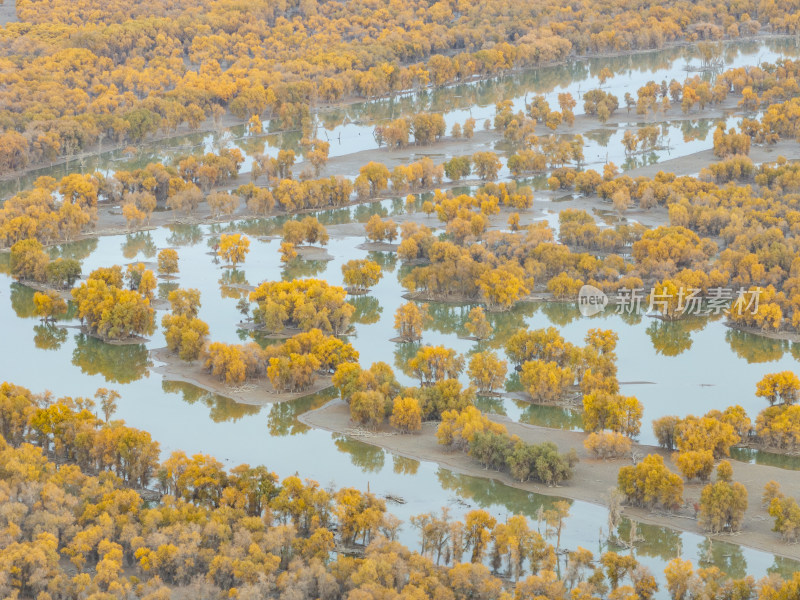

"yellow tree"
[520,360,573,403]
[162,313,210,361]
[157,248,179,277]
[477,267,529,311]
[463,509,497,563]
[10,239,49,282]
[390,397,423,433]
[359,162,390,196]
[472,152,501,180]
[218,233,250,266]
[674,450,715,482]
[349,390,386,429]
[582,391,642,438]
[33,290,68,323]
[756,372,800,406]
[408,345,464,385]
[95,387,120,423]
[467,351,507,394]
[341,259,382,293]
[394,302,426,342]
[618,454,683,509]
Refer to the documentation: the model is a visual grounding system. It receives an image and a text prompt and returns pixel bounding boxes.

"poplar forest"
[8,0,800,598]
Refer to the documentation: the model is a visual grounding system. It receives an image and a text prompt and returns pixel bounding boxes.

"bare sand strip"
[300,398,800,561]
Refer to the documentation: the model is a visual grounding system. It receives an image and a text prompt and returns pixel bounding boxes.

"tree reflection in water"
[518,402,583,431]
[219,268,249,300]
[726,329,788,364]
[392,455,420,475]
[33,324,68,350]
[281,258,328,281]
[121,231,157,260]
[646,316,707,357]
[333,434,385,473]
[166,223,204,247]
[267,390,336,436]
[350,295,382,325]
[613,519,682,563]
[474,394,508,417]
[162,380,261,423]
[10,283,37,319]
[72,333,152,384]
[698,538,747,579]
[436,468,571,522]
[50,237,98,261]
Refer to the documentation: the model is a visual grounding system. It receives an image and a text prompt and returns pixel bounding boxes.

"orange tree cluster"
[333,357,475,429]
[396,184,648,307]
[204,328,358,392]
[247,278,355,335]
[0,149,242,248]
[9,238,82,287]
[71,265,156,341]
[392,151,800,334]
[5,0,797,173]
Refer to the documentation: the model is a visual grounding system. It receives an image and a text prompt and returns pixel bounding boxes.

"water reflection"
[615,519,683,563]
[166,223,204,247]
[280,258,329,280]
[157,281,180,301]
[162,380,262,423]
[333,434,386,473]
[646,316,708,357]
[425,303,473,336]
[725,329,789,364]
[266,390,335,436]
[768,555,800,578]
[698,538,748,579]
[730,447,800,471]
[33,324,68,351]
[353,202,390,223]
[121,232,157,260]
[10,283,37,319]
[351,295,383,325]
[584,128,614,147]
[518,402,583,431]
[437,468,570,519]
[71,334,152,383]
[393,342,422,377]
[392,455,420,476]
[680,118,714,142]
[474,395,508,417]
[367,251,397,273]
[49,238,98,261]
[540,303,582,327]
[219,268,249,300]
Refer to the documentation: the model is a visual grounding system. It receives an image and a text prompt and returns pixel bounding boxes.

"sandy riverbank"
[150,346,334,406]
[300,398,800,561]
